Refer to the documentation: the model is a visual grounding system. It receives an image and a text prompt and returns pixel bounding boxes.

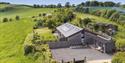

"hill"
[0,3,56,63]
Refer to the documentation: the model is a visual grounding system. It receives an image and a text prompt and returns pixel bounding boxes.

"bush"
[105,10,116,18]
[42,13,46,16]
[112,52,125,63]
[9,18,13,21]
[82,18,92,26]
[38,13,42,17]
[2,18,8,22]
[15,15,20,20]
[115,39,125,51]
[110,11,120,22]
[24,45,35,55]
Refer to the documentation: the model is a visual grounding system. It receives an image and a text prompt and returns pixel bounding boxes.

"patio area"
[51,47,112,63]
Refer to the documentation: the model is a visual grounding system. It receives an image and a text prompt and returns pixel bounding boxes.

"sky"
[0,0,125,5]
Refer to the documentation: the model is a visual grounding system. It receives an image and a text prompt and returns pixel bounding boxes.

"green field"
[0,4,56,63]
[0,20,35,63]
[0,4,56,21]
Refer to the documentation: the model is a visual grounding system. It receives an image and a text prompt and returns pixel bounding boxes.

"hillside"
[0,3,56,63]
[0,4,56,20]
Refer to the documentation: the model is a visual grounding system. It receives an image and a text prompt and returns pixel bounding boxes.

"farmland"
[0,4,56,63]
[0,2,125,63]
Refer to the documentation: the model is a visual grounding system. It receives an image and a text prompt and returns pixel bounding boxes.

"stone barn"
[83,29,116,53]
[56,23,82,46]
[48,23,83,49]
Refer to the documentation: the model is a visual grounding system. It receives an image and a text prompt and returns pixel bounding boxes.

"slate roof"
[56,23,82,37]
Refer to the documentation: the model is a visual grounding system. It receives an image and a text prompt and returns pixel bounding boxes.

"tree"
[72,4,75,7]
[84,7,89,13]
[57,3,62,8]
[47,19,56,30]
[110,11,120,22]
[2,18,8,22]
[98,2,104,7]
[115,2,121,7]
[65,2,70,8]
[24,45,35,55]
[81,2,85,6]
[104,1,115,7]
[105,10,116,18]
[100,9,107,17]
[79,18,92,27]
[85,1,90,6]
[33,4,37,8]
[15,15,20,20]
[90,1,99,6]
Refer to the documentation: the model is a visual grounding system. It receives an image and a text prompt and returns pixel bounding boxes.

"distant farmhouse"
[48,23,116,54]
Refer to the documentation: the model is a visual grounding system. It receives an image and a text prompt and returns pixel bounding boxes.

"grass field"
[0,19,35,63]
[0,4,56,21]
[0,4,56,63]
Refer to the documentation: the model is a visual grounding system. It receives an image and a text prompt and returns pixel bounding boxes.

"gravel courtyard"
[51,48,112,63]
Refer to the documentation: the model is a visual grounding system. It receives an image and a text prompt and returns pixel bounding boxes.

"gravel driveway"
[51,48,112,63]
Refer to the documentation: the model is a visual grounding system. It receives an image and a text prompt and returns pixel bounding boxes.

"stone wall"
[68,32,82,46]
[48,31,82,49]
[48,41,69,49]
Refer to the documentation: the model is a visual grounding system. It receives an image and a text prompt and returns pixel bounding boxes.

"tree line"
[32,1,122,8]
[33,2,74,8]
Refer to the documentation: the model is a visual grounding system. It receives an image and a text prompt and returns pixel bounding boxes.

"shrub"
[15,15,20,20]
[110,11,120,22]
[83,18,92,26]
[42,13,46,16]
[38,13,42,17]
[115,39,125,51]
[9,18,13,21]
[24,45,35,55]
[112,52,125,63]
[2,18,8,22]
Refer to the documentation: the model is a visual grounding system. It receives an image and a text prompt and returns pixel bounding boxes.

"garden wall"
[48,41,82,49]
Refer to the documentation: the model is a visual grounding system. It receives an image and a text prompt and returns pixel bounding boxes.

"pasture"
[0,20,35,63]
[0,4,56,63]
